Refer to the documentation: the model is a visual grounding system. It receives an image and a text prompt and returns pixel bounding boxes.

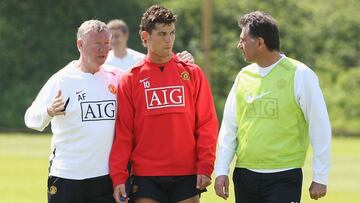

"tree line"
[1,0,359,136]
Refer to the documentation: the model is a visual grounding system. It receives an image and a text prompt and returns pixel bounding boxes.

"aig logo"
[245,98,278,119]
[145,86,185,109]
[80,100,116,121]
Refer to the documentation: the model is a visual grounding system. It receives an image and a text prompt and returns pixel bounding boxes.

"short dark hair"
[239,11,280,51]
[139,5,176,34]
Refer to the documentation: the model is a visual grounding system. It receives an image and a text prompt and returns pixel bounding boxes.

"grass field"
[0,133,359,203]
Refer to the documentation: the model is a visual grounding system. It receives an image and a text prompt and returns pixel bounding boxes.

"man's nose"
[237,42,242,49]
[100,44,110,52]
[165,35,173,43]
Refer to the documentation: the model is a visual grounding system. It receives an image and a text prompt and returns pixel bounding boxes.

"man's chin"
[164,51,173,57]
[157,51,172,58]
[97,56,107,63]
[96,60,106,66]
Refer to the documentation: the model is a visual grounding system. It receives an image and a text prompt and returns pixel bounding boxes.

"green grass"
[1,134,359,203]
[0,133,49,203]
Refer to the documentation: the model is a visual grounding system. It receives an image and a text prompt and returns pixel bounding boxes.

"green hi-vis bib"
[235,57,309,169]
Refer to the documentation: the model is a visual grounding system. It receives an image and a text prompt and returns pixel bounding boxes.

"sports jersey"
[110,54,218,186]
[234,57,309,169]
[25,61,122,179]
[104,48,145,71]
[215,55,331,185]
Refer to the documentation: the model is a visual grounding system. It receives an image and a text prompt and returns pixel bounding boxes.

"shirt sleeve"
[109,73,134,187]
[194,67,219,177]
[214,73,240,177]
[294,65,332,185]
[24,75,58,131]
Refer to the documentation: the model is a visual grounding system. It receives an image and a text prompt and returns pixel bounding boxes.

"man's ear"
[257,37,265,49]
[140,31,149,47]
[124,32,130,42]
[76,39,83,51]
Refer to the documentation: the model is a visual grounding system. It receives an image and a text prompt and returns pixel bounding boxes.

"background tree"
[1,0,359,136]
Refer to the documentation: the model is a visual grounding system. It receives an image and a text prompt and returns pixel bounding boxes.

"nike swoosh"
[139,77,150,83]
[246,91,271,103]
[76,90,83,94]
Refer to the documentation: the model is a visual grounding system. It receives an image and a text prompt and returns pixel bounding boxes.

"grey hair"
[77,19,109,40]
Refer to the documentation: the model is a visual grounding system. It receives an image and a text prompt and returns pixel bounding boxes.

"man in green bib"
[214,11,331,203]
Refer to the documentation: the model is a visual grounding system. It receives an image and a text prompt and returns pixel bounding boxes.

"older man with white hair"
[25,19,120,203]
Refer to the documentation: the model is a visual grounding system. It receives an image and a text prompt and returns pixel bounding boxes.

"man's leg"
[176,195,199,203]
[134,198,160,203]
[171,175,205,203]
[47,176,85,203]
[87,175,115,203]
[232,168,262,203]
[261,168,302,203]
[129,176,167,203]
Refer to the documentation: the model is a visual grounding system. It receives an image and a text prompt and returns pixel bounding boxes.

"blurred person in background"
[214,11,331,203]
[105,19,194,71]
[105,19,144,71]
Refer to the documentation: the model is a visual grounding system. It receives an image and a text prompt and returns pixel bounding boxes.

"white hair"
[77,19,109,40]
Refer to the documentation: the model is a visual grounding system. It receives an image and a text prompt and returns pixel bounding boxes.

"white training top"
[24,61,122,180]
[105,48,145,72]
[215,55,332,185]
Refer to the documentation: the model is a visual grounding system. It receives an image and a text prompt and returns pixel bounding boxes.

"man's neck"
[77,58,100,74]
[147,53,172,64]
[113,47,127,58]
[257,51,282,68]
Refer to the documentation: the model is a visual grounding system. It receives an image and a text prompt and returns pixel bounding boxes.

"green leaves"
[1,0,359,135]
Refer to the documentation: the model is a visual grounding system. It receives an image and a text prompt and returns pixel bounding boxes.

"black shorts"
[233,168,302,203]
[128,175,206,203]
[47,175,115,203]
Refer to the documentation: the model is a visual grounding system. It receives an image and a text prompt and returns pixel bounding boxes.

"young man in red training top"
[110,4,219,203]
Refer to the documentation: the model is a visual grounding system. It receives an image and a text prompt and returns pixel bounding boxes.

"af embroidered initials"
[77,92,86,101]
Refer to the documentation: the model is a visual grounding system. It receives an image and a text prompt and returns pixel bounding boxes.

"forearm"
[24,106,52,131]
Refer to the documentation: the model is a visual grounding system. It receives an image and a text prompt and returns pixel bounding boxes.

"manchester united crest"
[277,79,287,89]
[108,84,117,94]
[132,184,139,193]
[49,185,57,195]
[181,71,190,81]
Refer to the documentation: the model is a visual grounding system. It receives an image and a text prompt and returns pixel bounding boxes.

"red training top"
[110,54,218,187]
